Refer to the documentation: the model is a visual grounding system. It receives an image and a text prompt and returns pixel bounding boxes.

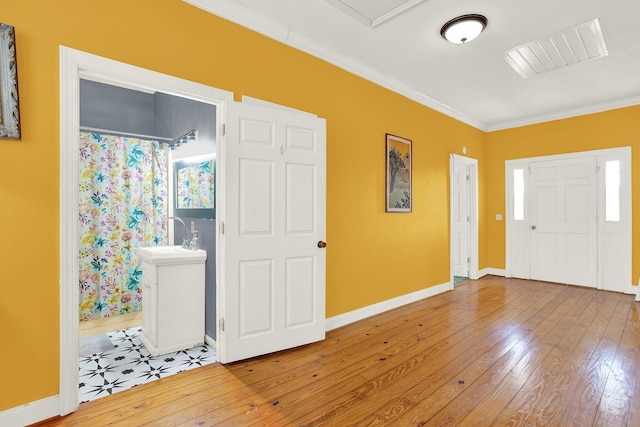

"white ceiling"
[185,0,640,131]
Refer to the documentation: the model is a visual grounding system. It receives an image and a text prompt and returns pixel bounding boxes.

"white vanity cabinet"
[137,246,207,356]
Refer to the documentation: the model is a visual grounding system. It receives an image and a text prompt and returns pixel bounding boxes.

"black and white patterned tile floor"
[79,327,216,403]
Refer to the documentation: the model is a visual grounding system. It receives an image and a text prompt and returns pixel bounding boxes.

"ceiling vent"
[505,18,608,79]
[326,0,425,28]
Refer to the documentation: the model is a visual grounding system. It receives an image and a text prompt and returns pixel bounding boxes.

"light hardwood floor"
[36,276,640,426]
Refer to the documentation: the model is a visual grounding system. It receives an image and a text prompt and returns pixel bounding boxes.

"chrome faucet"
[163,216,190,249]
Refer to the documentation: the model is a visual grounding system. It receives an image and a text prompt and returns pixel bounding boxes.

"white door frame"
[59,46,232,415]
[449,154,479,286]
[505,147,632,293]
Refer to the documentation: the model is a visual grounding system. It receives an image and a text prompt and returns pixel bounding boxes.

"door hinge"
[220,221,225,234]
[222,124,226,136]
[466,174,470,181]
[220,317,225,332]
[467,216,470,222]
[467,257,471,264]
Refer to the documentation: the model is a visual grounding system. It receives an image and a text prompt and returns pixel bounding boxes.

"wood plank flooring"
[35,276,640,426]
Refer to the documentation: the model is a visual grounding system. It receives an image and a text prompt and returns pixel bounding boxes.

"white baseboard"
[479,267,506,278]
[4,279,476,425]
[0,395,59,427]
[205,334,217,350]
[325,281,452,332]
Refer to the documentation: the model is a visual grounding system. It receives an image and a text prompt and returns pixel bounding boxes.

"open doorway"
[76,79,220,403]
[449,154,479,287]
[61,46,328,415]
[60,46,233,414]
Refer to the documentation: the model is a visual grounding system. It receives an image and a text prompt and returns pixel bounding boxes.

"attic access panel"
[326,0,425,27]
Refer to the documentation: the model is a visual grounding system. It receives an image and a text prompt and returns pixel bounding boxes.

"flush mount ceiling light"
[441,14,487,44]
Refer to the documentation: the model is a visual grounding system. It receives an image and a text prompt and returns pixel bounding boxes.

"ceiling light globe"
[441,14,487,44]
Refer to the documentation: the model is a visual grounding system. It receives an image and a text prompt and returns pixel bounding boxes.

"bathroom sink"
[137,246,207,265]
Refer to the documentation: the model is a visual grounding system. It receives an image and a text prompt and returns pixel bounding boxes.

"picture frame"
[385,133,412,212]
[0,23,20,140]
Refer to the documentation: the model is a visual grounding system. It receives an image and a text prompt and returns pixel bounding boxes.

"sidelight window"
[513,168,524,221]
[605,160,620,222]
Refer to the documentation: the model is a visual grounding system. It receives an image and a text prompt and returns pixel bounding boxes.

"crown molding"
[488,94,640,132]
[183,0,489,131]
[184,0,640,133]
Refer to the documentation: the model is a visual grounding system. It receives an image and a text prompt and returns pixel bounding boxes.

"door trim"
[59,46,232,415]
[505,147,632,293]
[449,154,479,286]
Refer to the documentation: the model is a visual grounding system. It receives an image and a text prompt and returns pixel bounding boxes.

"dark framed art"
[0,23,20,140]
[385,133,412,212]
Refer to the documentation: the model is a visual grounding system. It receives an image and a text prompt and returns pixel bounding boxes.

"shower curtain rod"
[79,126,173,142]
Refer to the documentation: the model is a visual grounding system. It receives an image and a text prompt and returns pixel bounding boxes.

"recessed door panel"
[240,118,274,148]
[452,234,461,265]
[286,126,316,152]
[287,163,315,234]
[566,233,589,272]
[535,185,558,222]
[453,191,461,222]
[239,159,273,236]
[286,256,316,328]
[565,184,588,222]
[239,260,274,337]
[536,232,559,271]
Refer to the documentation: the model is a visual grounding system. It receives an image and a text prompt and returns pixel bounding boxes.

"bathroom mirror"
[173,155,215,219]
[0,23,20,140]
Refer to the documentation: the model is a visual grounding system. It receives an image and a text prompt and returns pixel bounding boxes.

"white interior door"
[219,101,326,363]
[451,161,469,278]
[529,156,597,287]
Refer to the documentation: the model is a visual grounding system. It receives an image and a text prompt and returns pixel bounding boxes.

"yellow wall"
[485,105,640,283]
[0,0,487,410]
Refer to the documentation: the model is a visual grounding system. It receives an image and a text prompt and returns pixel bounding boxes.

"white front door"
[529,156,597,287]
[451,161,469,278]
[219,101,326,363]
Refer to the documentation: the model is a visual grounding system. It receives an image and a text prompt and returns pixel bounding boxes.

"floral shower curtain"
[78,131,168,321]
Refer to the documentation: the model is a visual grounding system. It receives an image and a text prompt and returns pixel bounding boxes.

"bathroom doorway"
[76,79,220,402]
[61,47,327,415]
[60,46,233,414]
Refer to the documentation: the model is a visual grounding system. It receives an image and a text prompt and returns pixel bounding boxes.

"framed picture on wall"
[385,133,412,212]
[0,23,20,140]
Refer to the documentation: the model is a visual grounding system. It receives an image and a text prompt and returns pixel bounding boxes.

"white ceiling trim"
[184,0,639,133]
[488,94,640,132]
[184,0,488,131]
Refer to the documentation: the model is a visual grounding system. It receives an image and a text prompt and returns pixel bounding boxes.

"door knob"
[531,225,537,230]
[317,241,327,248]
